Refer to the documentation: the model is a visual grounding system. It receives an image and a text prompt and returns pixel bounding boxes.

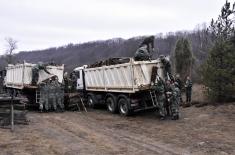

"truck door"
[76,69,84,90]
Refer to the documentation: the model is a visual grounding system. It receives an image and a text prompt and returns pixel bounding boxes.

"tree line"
[0,26,212,73]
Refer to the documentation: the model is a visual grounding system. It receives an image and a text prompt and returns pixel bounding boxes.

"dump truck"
[73,57,165,116]
[4,62,64,108]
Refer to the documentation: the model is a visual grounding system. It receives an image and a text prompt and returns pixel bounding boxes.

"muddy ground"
[0,103,234,155]
[0,85,235,155]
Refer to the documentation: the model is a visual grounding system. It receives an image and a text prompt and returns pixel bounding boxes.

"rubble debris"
[87,57,130,68]
[0,94,28,130]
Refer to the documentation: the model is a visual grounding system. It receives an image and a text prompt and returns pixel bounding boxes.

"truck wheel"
[106,96,118,113]
[118,96,132,116]
[87,94,97,109]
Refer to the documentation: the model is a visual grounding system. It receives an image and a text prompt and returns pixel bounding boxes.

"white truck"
[74,58,165,115]
[4,62,64,105]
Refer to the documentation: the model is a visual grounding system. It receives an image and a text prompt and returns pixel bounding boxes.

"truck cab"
[73,65,87,91]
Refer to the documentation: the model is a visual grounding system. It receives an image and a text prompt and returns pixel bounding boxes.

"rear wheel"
[118,96,132,116]
[106,96,118,113]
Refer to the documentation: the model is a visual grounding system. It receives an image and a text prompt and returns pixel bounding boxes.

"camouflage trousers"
[186,90,192,103]
[56,93,64,110]
[157,94,166,117]
[40,95,49,111]
[49,94,57,110]
[170,99,179,117]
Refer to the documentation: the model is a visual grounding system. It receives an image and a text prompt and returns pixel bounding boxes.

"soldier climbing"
[32,62,51,85]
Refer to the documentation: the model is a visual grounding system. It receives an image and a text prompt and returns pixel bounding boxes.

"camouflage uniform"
[59,85,65,111]
[0,75,3,93]
[43,82,50,111]
[39,83,45,111]
[54,79,64,111]
[153,77,166,119]
[160,55,173,81]
[32,63,50,85]
[174,83,181,105]
[70,73,77,92]
[140,36,155,54]
[134,36,155,61]
[134,46,151,61]
[63,72,69,93]
[185,78,192,103]
[175,76,183,103]
[51,80,57,111]
[165,82,179,120]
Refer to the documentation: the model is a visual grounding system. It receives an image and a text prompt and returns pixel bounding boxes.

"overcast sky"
[0,0,226,55]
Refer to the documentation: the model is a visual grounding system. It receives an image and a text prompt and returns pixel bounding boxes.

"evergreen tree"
[174,38,194,80]
[202,0,235,102]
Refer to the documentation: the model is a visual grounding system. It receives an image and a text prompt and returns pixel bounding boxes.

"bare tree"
[5,37,18,64]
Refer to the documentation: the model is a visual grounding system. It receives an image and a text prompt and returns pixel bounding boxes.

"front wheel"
[87,95,96,109]
[118,96,132,116]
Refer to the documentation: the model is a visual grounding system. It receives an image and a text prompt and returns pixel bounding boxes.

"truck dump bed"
[5,63,64,89]
[84,58,164,93]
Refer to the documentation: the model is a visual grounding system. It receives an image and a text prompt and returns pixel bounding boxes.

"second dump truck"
[4,62,64,108]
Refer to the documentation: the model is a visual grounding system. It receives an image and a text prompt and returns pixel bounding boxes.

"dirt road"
[0,103,234,155]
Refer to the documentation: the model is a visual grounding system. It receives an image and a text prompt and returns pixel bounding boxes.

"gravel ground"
[0,102,234,155]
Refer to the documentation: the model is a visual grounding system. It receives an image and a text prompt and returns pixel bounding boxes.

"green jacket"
[134,46,151,61]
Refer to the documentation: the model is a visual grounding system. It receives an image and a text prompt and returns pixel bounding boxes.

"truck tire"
[106,94,118,114]
[87,94,97,109]
[118,95,132,116]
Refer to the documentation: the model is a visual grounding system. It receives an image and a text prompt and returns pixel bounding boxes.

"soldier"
[47,78,54,110]
[160,55,173,81]
[185,76,193,104]
[70,72,77,92]
[63,72,69,93]
[0,75,3,94]
[43,81,50,111]
[152,75,166,120]
[174,82,181,105]
[32,62,51,85]
[134,45,151,61]
[165,80,179,120]
[39,82,45,112]
[175,74,183,104]
[59,85,65,111]
[54,77,65,111]
[140,35,155,53]
[50,77,57,111]
[134,36,155,61]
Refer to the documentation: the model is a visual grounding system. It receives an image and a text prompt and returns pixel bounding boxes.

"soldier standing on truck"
[134,36,155,61]
[160,55,173,81]
[32,62,51,85]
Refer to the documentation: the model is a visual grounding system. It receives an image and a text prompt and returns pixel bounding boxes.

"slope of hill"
[0,29,212,73]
